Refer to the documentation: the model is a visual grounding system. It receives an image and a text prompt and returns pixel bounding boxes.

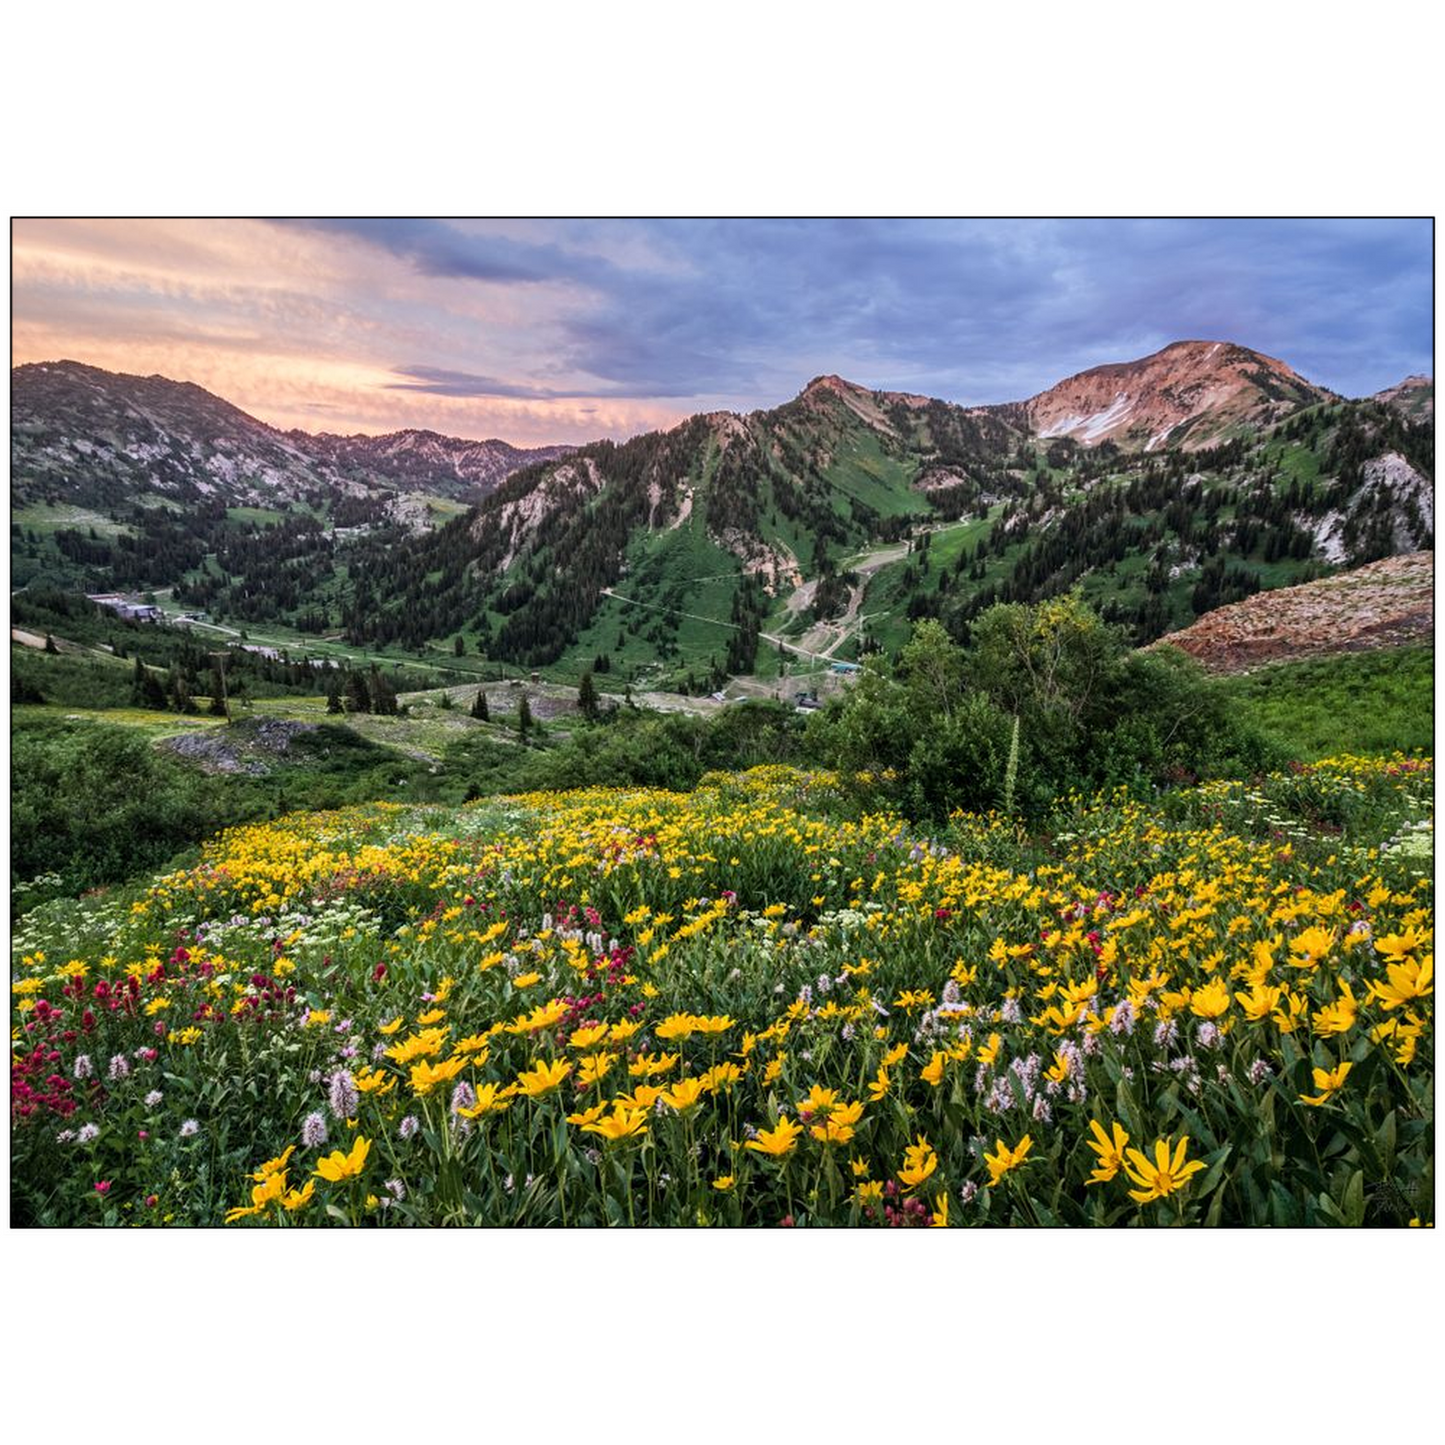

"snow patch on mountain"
[1038,393,1134,441]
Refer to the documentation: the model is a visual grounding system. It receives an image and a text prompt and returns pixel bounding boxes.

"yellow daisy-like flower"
[1366,957,1433,1011]
[580,1104,650,1143]
[1188,978,1231,1020]
[984,1135,1033,1187]
[458,1082,513,1119]
[661,1077,708,1113]
[690,1014,735,1036]
[798,1083,840,1116]
[701,1062,743,1092]
[567,1023,610,1050]
[1311,981,1358,1037]
[515,1058,573,1098]
[576,1051,618,1087]
[1084,1119,1129,1185]
[281,1180,316,1213]
[314,1135,371,1183]
[1122,1135,1206,1204]
[898,1135,938,1191]
[408,1054,468,1096]
[1299,1060,1353,1106]
[746,1116,803,1158]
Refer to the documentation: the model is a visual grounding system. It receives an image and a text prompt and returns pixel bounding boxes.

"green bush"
[807,600,1284,820]
[11,718,244,898]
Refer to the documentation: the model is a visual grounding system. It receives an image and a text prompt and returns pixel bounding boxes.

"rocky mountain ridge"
[1373,374,1433,423]
[1156,551,1433,672]
[1021,340,1334,451]
[11,360,571,511]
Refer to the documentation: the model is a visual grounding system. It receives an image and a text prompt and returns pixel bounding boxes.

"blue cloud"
[286,218,604,285]
[386,364,700,401]
[282,217,1434,408]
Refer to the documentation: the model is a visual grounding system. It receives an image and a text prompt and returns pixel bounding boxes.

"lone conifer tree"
[344,669,371,714]
[517,694,533,740]
[471,689,489,721]
[577,669,599,721]
[368,663,399,716]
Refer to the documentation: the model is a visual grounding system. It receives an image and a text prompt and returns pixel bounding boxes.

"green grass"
[818,430,930,519]
[224,506,286,527]
[13,502,135,537]
[566,513,747,688]
[423,495,470,519]
[1220,644,1434,759]
[11,645,148,709]
[1270,441,1323,489]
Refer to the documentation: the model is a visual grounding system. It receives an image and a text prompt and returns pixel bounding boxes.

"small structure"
[87,594,162,622]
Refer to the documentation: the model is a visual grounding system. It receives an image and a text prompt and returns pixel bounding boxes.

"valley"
[11,337,1434,906]
[17,342,1430,705]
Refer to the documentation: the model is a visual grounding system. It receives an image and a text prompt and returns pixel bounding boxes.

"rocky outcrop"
[1155,552,1434,672]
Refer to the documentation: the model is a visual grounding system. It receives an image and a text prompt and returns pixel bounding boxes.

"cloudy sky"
[12,218,1433,445]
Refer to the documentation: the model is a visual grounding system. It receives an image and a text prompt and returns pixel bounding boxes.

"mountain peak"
[800,373,867,398]
[1373,374,1433,422]
[1024,339,1331,451]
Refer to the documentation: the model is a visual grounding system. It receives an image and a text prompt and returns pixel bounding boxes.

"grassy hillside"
[1222,644,1434,759]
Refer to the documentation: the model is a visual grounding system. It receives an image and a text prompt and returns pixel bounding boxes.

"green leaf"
[1204,1181,1227,1226]
[1196,1143,1233,1199]
[1269,1181,1301,1226]
[1342,1169,1365,1227]
[1115,1074,1143,1138]
[1379,1110,1397,1174]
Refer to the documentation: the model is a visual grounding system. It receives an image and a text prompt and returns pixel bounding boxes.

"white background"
[2,2,1439,1441]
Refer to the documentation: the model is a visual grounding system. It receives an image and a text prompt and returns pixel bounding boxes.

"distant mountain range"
[11,360,572,513]
[11,345,1433,692]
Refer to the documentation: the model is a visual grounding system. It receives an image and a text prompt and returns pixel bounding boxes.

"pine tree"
[517,694,533,740]
[453,635,465,656]
[471,689,489,721]
[167,666,193,714]
[344,669,371,714]
[369,665,399,716]
[577,669,599,721]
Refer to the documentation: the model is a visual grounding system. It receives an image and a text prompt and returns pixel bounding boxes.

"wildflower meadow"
[11,756,1433,1226]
